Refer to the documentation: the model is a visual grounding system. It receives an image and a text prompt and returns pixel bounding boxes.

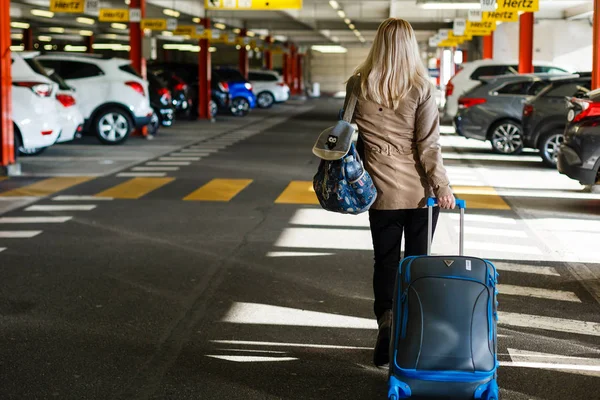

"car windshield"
[25,59,51,78]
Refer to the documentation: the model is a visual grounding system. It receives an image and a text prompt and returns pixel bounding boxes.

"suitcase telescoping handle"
[426,197,466,256]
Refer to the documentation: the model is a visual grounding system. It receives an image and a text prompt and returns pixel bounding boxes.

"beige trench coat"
[344,75,452,210]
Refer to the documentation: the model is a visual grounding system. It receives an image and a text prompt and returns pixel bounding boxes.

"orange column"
[23,27,33,51]
[0,0,15,169]
[297,53,304,95]
[519,12,534,74]
[593,0,600,89]
[198,18,212,120]
[264,36,273,70]
[129,0,144,74]
[483,32,493,59]
[85,35,94,54]
[435,57,441,86]
[239,29,249,80]
[283,44,292,88]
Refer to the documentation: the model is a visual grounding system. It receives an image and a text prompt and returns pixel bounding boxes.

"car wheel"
[230,97,250,117]
[257,91,275,109]
[490,120,524,155]
[94,108,132,145]
[147,111,160,136]
[539,130,563,168]
[210,100,218,118]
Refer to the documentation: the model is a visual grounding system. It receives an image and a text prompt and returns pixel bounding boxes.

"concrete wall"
[307,47,370,95]
[493,19,592,72]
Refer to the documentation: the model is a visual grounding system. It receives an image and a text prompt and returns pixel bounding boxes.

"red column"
[23,27,33,51]
[593,0,600,89]
[0,0,15,168]
[283,44,292,88]
[483,32,494,60]
[435,57,441,86]
[519,12,534,74]
[129,0,143,74]
[198,18,211,120]
[264,36,273,70]
[85,35,94,54]
[238,29,249,80]
[462,49,468,62]
[296,53,303,95]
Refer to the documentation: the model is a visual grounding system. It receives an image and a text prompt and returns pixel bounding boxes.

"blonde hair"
[353,18,430,109]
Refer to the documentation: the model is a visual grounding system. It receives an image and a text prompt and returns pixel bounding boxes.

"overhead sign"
[480,0,496,11]
[467,20,497,32]
[99,9,129,22]
[453,18,466,36]
[85,0,99,13]
[141,19,167,30]
[205,0,302,10]
[174,25,195,36]
[129,8,141,22]
[438,29,450,40]
[50,0,85,13]
[497,0,539,12]
[485,9,519,22]
[468,10,483,22]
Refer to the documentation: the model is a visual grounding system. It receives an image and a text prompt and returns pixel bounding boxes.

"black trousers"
[368,207,440,320]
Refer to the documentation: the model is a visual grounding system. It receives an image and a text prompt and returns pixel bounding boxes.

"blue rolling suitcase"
[388,198,500,400]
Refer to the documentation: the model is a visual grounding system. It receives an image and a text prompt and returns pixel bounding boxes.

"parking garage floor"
[1,100,599,400]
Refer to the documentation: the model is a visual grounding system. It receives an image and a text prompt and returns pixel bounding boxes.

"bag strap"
[342,77,359,123]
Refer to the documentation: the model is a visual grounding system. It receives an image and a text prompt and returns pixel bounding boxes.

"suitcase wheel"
[388,376,411,399]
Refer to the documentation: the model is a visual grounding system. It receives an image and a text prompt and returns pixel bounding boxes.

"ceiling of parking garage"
[9,0,595,48]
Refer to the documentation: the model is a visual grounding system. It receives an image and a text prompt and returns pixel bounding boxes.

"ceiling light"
[193,17,201,23]
[420,2,480,10]
[38,36,52,42]
[65,45,87,52]
[111,23,128,30]
[236,44,241,50]
[125,0,131,4]
[49,27,65,33]
[213,23,226,30]
[10,45,24,51]
[31,9,54,18]
[93,43,131,50]
[80,30,94,36]
[163,9,180,17]
[44,44,53,50]
[331,36,339,42]
[233,28,241,34]
[337,10,346,18]
[161,31,174,37]
[104,34,119,39]
[11,33,23,40]
[245,44,251,50]
[348,24,355,30]
[354,30,361,37]
[344,18,351,24]
[209,47,217,52]
[359,37,366,43]
[247,31,256,37]
[76,17,95,25]
[329,1,339,9]
[11,22,30,29]
[311,45,347,53]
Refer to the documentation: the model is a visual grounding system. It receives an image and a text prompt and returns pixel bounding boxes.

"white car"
[248,70,290,108]
[11,52,61,156]
[46,70,84,144]
[37,54,153,145]
[442,60,571,124]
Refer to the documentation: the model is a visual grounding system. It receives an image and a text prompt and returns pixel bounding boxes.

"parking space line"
[26,205,97,211]
[0,177,94,197]
[95,177,174,199]
[0,216,72,223]
[184,179,253,202]
[132,167,180,172]
[494,263,560,276]
[53,195,113,201]
[498,284,581,303]
[146,161,191,166]
[170,152,207,156]
[275,181,319,205]
[159,157,201,161]
[0,231,43,238]
[499,312,600,337]
[117,172,168,177]
[452,185,511,210]
[178,149,213,153]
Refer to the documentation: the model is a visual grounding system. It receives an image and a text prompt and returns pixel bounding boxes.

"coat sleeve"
[415,85,453,199]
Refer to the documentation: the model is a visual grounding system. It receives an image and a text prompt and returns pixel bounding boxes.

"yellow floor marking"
[0,177,7,181]
[275,181,319,205]
[184,179,253,201]
[452,186,511,210]
[0,177,93,197]
[95,177,174,199]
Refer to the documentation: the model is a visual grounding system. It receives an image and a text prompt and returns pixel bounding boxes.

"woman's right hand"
[438,195,456,209]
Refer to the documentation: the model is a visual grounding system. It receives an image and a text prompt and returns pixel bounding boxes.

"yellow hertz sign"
[496,0,539,12]
[50,0,84,13]
[141,19,167,30]
[99,9,129,22]
[465,20,496,36]
[484,10,519,22]
[173,25,195,36]
[205,0,302,11]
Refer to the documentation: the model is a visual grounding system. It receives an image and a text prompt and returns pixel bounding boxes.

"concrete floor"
[0,100,599,400]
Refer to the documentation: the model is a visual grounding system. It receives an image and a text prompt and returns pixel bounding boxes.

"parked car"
[147,66,193,118]
[47,69,84,146]
[37,54,153,145]
[248,69,290,108]
[454,73,571,154]
[213,67,257,116]
[522,73,592,166]
[148,62,230,118]
[442,59,571,124]
[558,89,600,189]
[147,71,175,136]
[11,52,61,156]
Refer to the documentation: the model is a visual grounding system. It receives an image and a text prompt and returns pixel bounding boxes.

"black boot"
[373,310,392,367]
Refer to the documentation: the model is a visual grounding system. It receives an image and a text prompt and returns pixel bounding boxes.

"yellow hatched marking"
[0,177,93,197]
[0,177,7,181]
[275,181,319,205]
[452,186,511,210]
[184,179,253,201]
[95,177,174,199]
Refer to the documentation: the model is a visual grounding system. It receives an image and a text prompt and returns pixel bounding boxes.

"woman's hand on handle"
[438,194,456,210]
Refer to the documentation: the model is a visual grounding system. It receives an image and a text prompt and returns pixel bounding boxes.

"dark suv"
[557,89,600,187]
[521,73,591,166]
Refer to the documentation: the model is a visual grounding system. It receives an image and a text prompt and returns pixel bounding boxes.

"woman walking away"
[342,18,456,367]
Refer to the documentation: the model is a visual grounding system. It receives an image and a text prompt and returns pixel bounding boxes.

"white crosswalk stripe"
[0,216,72,223]
[159,157,200,161]
[498,284,581,303]
[146,161,191,166]
[0,247,5,253]
[494,263,560,276]
[53,196,113,201]
[117,172,167,177]
[0,230,42,238]
[26,205,96,211]
[499,312,600,337]
[132,167,180,172]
